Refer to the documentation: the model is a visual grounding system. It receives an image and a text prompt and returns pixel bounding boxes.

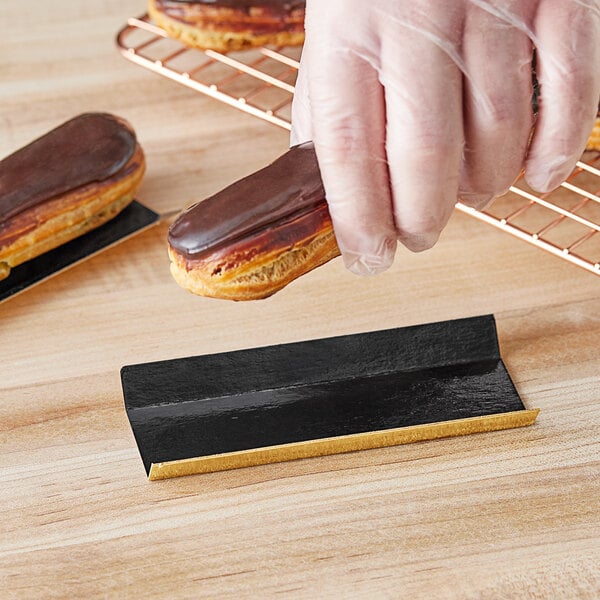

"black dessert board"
[0,201,159,303]
[121,315,529,477]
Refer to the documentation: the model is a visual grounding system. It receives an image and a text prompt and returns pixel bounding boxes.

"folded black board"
[121,315,537,479]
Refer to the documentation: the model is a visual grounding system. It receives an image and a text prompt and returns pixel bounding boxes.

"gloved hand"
[291,0,600,275]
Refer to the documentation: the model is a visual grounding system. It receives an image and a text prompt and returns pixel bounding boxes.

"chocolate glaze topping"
[169,142,325,257]
[0,113,136,224]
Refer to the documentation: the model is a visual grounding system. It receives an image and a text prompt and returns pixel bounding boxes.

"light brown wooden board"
[1,1,599,598]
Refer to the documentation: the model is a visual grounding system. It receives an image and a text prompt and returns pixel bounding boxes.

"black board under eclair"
[120,314,539,480]
[0,201,158,303]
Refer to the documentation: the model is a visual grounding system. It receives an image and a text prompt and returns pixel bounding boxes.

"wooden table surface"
[2,2,599,598]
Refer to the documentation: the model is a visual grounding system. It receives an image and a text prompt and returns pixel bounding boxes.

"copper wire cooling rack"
[117,15,600,277]
[116,15,300,128]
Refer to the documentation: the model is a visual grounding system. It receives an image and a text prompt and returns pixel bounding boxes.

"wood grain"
[1,1,599,598]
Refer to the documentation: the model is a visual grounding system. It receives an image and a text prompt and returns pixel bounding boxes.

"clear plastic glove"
[291,0,600,275]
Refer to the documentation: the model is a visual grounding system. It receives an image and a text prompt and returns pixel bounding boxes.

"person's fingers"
[303,12,397,275]
[290,50,312,147]
[379,18,464,251]
[525,0,600,192]
[459,5,534,209]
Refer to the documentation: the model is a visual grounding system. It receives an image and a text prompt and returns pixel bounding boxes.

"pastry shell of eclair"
[585,114,600,151]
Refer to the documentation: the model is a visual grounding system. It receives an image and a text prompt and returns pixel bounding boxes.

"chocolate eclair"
[148,0,305,52]
[0,113,145,281]
[168,142,340,300]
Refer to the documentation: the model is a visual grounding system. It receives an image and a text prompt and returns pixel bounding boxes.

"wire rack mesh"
[117,15,300,128]
[117,15,600,277]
